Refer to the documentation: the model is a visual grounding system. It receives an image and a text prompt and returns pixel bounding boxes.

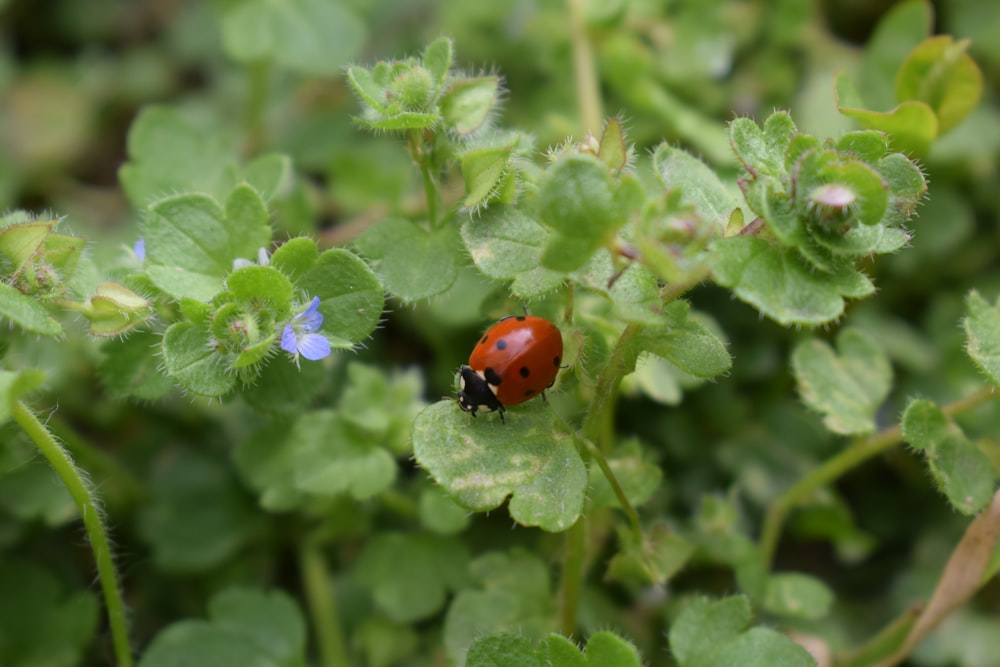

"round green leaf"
[161,321,236,397]
[412,401,586,532]
[355,218,457,303]
[710,236,875,326]
[298,248,384,347]
[791,328,892,435]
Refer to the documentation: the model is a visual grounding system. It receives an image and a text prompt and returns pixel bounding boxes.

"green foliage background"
[1,1,1000,666]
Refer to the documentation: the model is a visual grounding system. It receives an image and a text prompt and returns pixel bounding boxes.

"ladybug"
[457,315,563,423]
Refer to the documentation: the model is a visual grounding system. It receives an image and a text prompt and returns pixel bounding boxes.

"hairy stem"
[299,540,348,667]
[582,323,642,450]
[582,437,642,544]
[759,384,998,566]
[13,401,133,667]
[566,0,603,134]
[409,130,439,226]
[558,514,587,637]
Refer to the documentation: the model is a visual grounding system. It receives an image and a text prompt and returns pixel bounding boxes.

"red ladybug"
[457,315,563,422]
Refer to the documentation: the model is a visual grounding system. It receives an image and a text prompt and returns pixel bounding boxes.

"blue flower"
[134,237,146,262]
[281,296,331,363]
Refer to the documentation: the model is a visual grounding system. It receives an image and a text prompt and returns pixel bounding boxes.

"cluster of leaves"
[1,1,1000,667]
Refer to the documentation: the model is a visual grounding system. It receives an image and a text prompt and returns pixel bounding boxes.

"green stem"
[566,0,602,134]
[582,437,642,545]
[759,385,998,567]
[244,59,273,156]
[409,130,440,227]
[582,323,642,449]
[13,401,133,667]
[557,514,587,637]
[298,540,348,667]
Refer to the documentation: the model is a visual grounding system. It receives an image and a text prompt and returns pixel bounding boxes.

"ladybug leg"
[498,404,506,424]
[540,390,548,405]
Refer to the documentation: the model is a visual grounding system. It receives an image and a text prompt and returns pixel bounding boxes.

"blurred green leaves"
[220,0,365,76]
[138,588,305,667]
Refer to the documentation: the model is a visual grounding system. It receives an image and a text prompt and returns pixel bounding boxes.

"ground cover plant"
[1,0,999,665]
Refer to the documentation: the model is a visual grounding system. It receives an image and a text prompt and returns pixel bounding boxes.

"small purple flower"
[134,237,146,262]
[281,296,331,363]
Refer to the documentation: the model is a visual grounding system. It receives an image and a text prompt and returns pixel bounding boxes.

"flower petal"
[280,324,298,354]
[297,333,331,361]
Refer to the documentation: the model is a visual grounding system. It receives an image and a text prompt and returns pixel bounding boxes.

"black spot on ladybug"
[495,339,507,350]
[515,315,526,321]
[524,389,534,397]
[479,334,488,344]
[519,366,530,378]
[553,355,561,367]
[485,367,502,386]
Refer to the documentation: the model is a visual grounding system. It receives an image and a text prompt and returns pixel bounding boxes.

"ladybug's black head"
[457,365,505,422]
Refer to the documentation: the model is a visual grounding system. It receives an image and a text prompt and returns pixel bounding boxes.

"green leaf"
[0,559,98,667]
[729,112,796,177]
[606,523,694,587]
[355,618,418,667]
[896,36,983,134]
[227,266,293,318]
[444,549,555,665]
[270,237,319,285]
[338,362,425,455]
[97,331,172,400]
[290,410,397,500]
[412,401,586,532]
[419,485,471,534]
[232,417,304,511]
[963,291,1000,388]
[243,153,292,201]
[630,301,732,378]
[138,450,259,573]
[355,533,469,623]
[0,282,61,335]
[298,248,384,348]
[710,236,874,326]
[669,596,815,667]
[119,105,238,208]
[220,0,366,76]
[460,144,513,210]
[791,328,892,435]
[241,354,328,416]
[138,588,305,667]
[696,628,817,667]
[461,205,563,294]
[355,218,458,303]
[161,321,236,397]
[763,572,834,620]
[588,440,661,510]
[0,220,51,267]
[0,453,75,526]
[901,399,994,515]
[544,632,644,667]
[143,186,272,301]
[538,155,618,272]
[0,369,45,425]
[836,72,939,156]
[653,143,739,234]
[669,596,753,666]
[423,36,453,87]
[442,76,501,135]
[467,635,547,667]
[857,0,932,111]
